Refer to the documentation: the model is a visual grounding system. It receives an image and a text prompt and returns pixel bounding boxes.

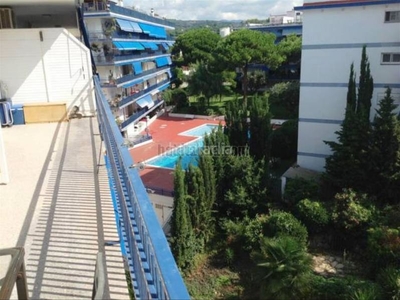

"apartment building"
[295,0,400,171]
[83,0,175,137]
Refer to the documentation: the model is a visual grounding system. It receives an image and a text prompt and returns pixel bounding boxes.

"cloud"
[122,0,302,20]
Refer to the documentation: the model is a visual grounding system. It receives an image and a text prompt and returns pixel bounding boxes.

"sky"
[122,0,303,21]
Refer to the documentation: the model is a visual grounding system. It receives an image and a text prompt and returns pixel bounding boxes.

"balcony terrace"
[120,99,164,130]
[115,65,171,87]
[119,79,169,108]
[95,50,169,66]
[83,1,175,28]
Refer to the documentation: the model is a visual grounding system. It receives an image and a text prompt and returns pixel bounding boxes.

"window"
[385,11,400,22]
[381,53,400,64]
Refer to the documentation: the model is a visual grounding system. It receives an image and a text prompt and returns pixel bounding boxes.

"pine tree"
[369,88,400,203]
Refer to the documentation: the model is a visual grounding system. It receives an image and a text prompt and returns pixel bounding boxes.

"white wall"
[297,2,400,172]
[0,28,96,116]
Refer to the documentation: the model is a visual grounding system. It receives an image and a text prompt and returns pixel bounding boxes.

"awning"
[136,97,148,108]
[140,42,159,50]
[167,56,172,65]
[161,43,169,50]
[138,23,167,38]
[167,42,174,47]
[116,19,134,32]
[155,56,169,67]
[113,41,145,50]
[132,61,142,74]
[136,95,154,109]
[129,21,142,33]
[167,70,172,78]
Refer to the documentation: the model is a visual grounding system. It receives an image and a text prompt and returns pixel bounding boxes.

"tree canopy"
[215,29,284,103]
[171,28,221,65]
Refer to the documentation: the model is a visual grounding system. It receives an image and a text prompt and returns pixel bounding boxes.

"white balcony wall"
[0,28,95,116]
[302,4,400,45]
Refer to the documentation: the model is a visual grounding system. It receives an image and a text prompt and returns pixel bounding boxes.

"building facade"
[295,0,400,171]
[83,0,175,137]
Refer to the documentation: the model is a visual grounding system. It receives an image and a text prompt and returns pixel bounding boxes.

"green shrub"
[243,214,269,251]
[205,108,214,116]
[284,177,319,206]
[296,199,330,233]
[268,81,300,118]
[332,189,375,232]
[377,266,400,300]
[264,211,308,247]
[218,107,226,116]
[309,275,381,300]
[367,227,400,270]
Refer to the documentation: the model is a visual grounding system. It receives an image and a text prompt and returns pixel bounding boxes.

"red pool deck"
[130,115,223,192]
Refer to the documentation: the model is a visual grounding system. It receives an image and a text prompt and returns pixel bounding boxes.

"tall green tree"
[278,34,302,64]
[171,28,221,65]
[225,98,249,154]
[249,95,272,162]
[369,88,400,203]
[171,160,195,270]
[324,46,374,194]
[247,70,267,94]
[215,29,284,104]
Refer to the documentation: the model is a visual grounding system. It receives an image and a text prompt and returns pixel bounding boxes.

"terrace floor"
[0,118,129,299]
[130,115,223,193]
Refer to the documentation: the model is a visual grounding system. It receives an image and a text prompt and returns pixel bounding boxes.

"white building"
[295,0,400,172]
[269,10,302,25]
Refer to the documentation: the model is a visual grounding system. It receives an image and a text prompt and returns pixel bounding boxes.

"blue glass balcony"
[115,66,170,87]
[119,79,169,108]
[121,99,164,130]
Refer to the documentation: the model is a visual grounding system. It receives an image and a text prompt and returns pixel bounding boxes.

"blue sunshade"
[116,19,134,32]
[132,61,143,74]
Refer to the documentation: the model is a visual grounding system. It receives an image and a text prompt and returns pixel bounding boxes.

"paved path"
[0,118,129,299]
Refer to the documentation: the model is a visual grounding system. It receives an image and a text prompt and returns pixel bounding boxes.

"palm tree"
[252,236,313,300]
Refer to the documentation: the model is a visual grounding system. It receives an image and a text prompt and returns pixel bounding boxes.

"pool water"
[147,124,218,169]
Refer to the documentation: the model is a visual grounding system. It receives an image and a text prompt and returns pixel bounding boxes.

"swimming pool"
[146,124,218,169]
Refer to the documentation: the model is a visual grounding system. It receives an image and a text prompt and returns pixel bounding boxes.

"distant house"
[295,0,400,172]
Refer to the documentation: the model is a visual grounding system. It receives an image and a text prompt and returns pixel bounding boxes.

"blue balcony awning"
[155,56,169,67]
[116,19,134,32]
[167,56,172,65]
[161,43,169,50]
[136,97,149,108]
[113,41,145,50]
[167,70,172,78]
[129,21,143,33]
[140,42,159,50]
[132,61,143,74]
[138,23,167,38]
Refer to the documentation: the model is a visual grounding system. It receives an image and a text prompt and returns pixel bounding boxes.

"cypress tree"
[324,47,374,194]
[369,88,400,203]
[198,152,217,242]
[249,95,272,162]
[225,98,248,154]
[171,159,194,270]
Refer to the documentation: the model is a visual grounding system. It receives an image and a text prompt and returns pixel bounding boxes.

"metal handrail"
[119,79,169,108]
[94,76,190,299]
[115,66,170,86]
[0,247,29,300]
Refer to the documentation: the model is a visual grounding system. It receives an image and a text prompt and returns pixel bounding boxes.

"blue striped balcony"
[119,79,169,108]
[96,51,169,66]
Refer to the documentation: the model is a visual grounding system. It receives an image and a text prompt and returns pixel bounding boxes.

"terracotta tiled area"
[130,115,222,192]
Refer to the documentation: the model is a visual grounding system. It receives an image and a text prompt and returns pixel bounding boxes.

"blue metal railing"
[119,79,169,108]
[95,51,169,66]
[94,76,189,299]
